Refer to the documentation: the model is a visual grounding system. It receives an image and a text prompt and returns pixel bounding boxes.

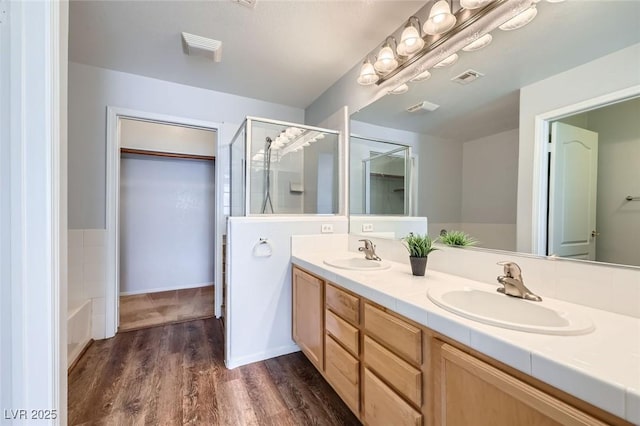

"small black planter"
[409,256,428,276]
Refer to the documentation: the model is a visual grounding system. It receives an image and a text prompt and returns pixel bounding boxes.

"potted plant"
[402,233,438,276]
[439,230,478,247]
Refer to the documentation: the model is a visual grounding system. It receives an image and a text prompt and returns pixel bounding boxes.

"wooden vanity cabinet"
[432,341,607,426]
[292,267,324,371]
[292,266,629,426]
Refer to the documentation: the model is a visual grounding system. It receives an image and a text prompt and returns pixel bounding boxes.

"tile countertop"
[291,251,640,425]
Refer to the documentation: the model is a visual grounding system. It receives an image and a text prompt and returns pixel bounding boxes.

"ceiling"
[68,0,424,109]
[352,1,640,142]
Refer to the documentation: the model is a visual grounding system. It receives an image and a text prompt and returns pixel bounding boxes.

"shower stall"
[230,117,341,216]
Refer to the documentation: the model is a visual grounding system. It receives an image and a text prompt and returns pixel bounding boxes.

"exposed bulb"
[357,59,379,85]
[374,41,398,74]
[397,20,424,57]
[423,0,457,35]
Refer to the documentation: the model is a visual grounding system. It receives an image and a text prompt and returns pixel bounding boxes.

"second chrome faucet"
[496,261,542,302]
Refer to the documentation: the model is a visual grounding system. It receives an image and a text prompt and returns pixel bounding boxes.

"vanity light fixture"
[462,33,493,51]
[374,37,399,74]
[460,0,494,10]
[356,0,561,93]
[499,5,538,31]
[397,16,425,57]
[423,0,457,35]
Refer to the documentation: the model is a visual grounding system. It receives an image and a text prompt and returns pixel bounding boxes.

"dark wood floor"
[68,317,361,425]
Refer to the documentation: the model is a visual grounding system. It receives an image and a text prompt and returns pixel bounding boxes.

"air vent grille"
[181,32,223,62]
[451,69,484,85]
[406,101,440,113]
[231,0,257,8]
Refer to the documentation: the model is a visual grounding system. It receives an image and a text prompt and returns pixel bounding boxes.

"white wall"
[120,118,217,157]
[68,61,304,229]
[578,98,640,266]
[518,43,640,253]
[119,155,215,294]
[68,62,305,338]
[460,128,518,251]
[226,217,349,368]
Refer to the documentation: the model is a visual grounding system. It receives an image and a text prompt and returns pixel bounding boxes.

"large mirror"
[350,1,640,267]
[349,135,428,238]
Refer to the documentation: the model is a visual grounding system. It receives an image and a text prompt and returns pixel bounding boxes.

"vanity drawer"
[364,303,422,365]
[325,335,360,415]
[363,368,422,426]
[326,284,360,325]
[326,309,359,356]
[364,335,422,407]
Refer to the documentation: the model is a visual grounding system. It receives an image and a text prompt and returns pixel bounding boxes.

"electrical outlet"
[321,224,333,234]
[361,223,374,232]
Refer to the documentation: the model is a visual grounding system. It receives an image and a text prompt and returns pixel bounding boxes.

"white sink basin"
[323,257,391,271]
[427,283,594,335]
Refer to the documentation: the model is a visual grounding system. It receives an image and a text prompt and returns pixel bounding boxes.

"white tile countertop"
[291,250,640,424]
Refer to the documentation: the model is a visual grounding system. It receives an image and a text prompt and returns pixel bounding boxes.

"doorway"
[105,108,222,337]
[118,118,216,331]
[545,96,640,266]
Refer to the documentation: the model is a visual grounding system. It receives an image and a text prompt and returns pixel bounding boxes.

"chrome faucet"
[496,261,542,302]
[358,239,381,261]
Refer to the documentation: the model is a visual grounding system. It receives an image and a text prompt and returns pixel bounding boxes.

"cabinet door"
[292,268,324,371]
[437,344,606,426]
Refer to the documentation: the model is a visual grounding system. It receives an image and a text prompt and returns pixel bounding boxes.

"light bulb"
[423,0,457,35]
[397,21,424,57]
[462,33,493,52]
[374,42,398,74]
[434,53,458,68]
[357,59,379,85]
[499,5,537,31]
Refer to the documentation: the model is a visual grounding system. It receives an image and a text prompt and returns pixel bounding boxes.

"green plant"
[402,233,438,258]
[440,230,478,247]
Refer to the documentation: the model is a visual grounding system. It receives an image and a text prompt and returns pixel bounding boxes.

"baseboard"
[119,282,214,296]
[225,344,300,369]
[68,339,94,374]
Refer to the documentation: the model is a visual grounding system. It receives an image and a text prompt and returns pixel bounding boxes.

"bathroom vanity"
[291,250,638,425]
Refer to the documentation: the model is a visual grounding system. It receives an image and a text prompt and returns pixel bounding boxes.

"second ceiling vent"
[451,69,484,85]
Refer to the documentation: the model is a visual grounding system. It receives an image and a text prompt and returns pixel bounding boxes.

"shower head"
[265,137,272,143]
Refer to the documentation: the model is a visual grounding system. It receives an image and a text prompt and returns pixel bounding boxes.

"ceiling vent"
[181,32,223,62]
[231,0,257,8]
[451,69,484,85]
[406,100,440,113]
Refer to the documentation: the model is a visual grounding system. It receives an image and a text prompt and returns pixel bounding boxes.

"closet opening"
[117,118,217,332]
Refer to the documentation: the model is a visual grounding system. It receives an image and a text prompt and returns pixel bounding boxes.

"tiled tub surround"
[68,229,108,366]
[291,235,640,424]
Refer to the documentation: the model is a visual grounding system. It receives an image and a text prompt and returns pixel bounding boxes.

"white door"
[548,122,599,260]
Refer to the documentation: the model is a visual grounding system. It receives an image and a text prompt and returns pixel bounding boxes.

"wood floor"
[68,318,361,426]
[119,285,214,332]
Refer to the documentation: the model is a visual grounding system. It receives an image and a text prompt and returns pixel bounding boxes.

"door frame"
[106,107,222,338]
[531,85,640,256]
